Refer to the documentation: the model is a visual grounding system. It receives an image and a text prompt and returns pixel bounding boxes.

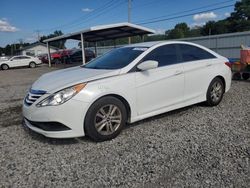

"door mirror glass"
[137,60,158,71]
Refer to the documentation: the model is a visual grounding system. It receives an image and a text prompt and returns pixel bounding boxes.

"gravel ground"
[0,66,250,187]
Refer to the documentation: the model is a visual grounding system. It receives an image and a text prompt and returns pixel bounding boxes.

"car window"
[178,44,216,62]
[12,57,22,60]
[73,51,81,56]
[21,56,31,59]
[84,47,147,70]
[142,44,179,67]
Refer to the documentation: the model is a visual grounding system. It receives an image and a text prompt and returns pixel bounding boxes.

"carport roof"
[43,22,155,43]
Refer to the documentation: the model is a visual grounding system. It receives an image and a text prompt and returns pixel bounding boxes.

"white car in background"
[0,56,10,61]
[22,41,231,142]
[0,55,41,70]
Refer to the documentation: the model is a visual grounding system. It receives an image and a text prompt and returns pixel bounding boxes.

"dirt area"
[0,66,249,187]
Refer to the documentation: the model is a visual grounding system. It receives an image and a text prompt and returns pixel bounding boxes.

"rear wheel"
[242,73,250,80]
[206,77,225,106]
[1,64,9,70]
[232,72,241,80]
[84,96,127,142]
[54,58,60,64]
[29,62,36,68]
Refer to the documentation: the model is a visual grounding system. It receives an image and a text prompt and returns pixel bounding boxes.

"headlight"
[36,83,86,107]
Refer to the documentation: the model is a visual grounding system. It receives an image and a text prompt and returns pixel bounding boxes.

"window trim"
[128,44,181,73]
[177,43,216,63]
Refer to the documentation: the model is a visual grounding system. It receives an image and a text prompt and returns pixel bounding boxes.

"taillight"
[225,62,232,68]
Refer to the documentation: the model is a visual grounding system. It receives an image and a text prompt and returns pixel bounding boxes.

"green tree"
[227,0,250,32]
[40,30,65,49]
[175,23,190,35]
[186,27,202,37]
[166,23,190,39]
[201,21,217,36]
[0,42,30,56]
[166,29,184,39]
[231,0,250,20]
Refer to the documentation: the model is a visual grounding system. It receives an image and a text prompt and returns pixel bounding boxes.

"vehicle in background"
[0,55,41,70]
[39,52,62,64]
[230,46,250,80]
[69,49,96,63]
[37,53,47,62]
[38,49,95,64]
[23,41,231,141]
[0,56,11,61]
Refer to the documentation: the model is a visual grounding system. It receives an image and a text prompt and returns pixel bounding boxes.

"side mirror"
[137,60,158,71]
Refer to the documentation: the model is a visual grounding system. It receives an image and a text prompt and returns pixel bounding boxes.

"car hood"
[31,66,121,93]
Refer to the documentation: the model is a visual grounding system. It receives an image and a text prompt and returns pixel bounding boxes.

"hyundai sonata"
[22,41,231,141]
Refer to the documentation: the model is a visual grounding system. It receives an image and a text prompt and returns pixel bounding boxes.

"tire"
[242,73,250,80]
[54,58,60,64]
[206,77,225,106]
[84,96,127,142]
[232,72,241,80]
[1,64,9,70]
[29,62,36,68]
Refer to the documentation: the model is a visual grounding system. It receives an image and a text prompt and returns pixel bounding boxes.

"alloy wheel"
[94,104,122,136]
[30,62,36,68]
[2,64,8,70]
[210,81,223,103]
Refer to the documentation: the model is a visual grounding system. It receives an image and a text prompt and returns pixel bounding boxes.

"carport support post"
[47,42,52,67]
[94,42,97,57]
[141,35,145,42]
[81,33,86,65]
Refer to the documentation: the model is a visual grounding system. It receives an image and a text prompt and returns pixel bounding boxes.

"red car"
[39,49,95,64]
[39,49,72,64]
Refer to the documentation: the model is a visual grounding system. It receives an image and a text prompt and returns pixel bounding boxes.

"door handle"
[174,70,183,75]
[206,63,213,67]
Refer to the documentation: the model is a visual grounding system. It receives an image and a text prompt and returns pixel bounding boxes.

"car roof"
[12,55,32,57]
[126,41,162,48]
[125,40,201,48]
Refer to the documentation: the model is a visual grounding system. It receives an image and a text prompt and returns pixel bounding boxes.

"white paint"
[21,44,57,56]
[0,55,41,68]
[22,41,231,138]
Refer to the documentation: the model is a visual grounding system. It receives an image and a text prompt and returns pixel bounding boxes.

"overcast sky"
[0,0,236,48]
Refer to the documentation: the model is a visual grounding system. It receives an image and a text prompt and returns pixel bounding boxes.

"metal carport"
[43,22,155,67]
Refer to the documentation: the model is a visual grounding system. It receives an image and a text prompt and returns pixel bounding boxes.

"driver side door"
[8,57,23,67]
[135,44,184,115]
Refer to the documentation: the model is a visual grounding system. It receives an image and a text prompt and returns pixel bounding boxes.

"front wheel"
[206,77,225,106]
[29,62,36,68]
[84,96,127,142]
[1,64,9,70]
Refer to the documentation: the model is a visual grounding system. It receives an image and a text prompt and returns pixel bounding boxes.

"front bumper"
[22,98,90,138]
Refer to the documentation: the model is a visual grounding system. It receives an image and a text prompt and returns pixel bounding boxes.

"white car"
[22,41,231,141]
[0,55,41,70]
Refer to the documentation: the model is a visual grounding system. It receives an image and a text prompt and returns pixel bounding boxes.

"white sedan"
[0,55,41,70]
[22,41,231,141]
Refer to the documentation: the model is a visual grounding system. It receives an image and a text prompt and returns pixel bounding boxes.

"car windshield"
[83,47,148,70]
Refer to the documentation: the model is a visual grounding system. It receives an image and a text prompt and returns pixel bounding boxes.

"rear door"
[20,56,32,66]
[177,44,217,101]
[135,44,184,115]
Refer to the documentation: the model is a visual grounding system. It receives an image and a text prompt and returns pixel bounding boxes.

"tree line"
[1,0,249,56]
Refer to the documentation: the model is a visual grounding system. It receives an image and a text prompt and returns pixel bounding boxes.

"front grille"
[25,119,71,131]
[25,89,46,106]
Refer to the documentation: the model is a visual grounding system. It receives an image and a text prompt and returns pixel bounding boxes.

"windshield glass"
[84,47,148,70]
